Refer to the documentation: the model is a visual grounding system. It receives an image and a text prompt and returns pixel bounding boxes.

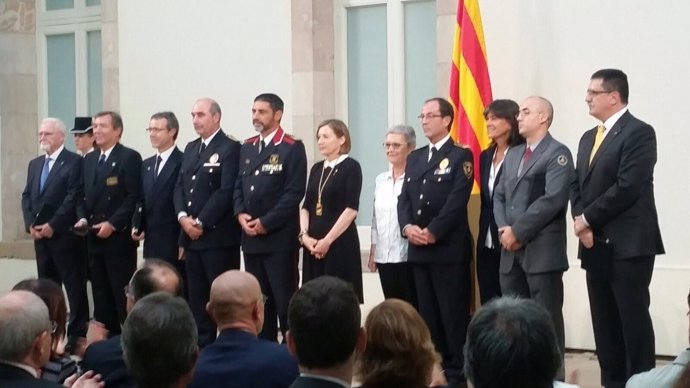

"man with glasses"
[190,270,298,388]
[398,97,474,388]
[132,111,185,286]
[571,69,664,388]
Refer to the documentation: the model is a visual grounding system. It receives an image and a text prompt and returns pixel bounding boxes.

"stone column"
[0,0,38,257]
[101,0,119,111]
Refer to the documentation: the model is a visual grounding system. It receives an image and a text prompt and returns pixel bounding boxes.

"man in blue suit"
[132,111,185,284]
[21,117,89,352]
[190,270,298,388]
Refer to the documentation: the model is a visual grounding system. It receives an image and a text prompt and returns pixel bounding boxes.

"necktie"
[589,124,606,164]
[259,139,267,153]
[97,154,106,168]
[200,142,207,154]
[39,157,51,191]
[518,147,532,176]
[428,146,437,163]
[154,155,163,180]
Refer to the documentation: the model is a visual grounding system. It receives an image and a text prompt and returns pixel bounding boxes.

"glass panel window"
[46,0,75,11]
[86,0,101,6]
[46,33,77,150]
[404,0,436,131]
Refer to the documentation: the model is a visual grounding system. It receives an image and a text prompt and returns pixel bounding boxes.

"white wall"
[117,0,293,154]
[479,0,689,355]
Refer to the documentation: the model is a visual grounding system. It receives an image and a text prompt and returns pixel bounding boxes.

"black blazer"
[571,111,664,260]
[174,129,242,249]
[0,363,63,388]
[137,147,183,261]
[81,335,132,388]
[398,140,474,264]
[477,144,502,250]
[78,143,143,253]
[233,127,307,254]
[21,149,82,250]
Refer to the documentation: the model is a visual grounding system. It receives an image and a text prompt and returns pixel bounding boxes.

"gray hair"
[0,291,51,362]
[41,117,67,135]
[386,124,416,149]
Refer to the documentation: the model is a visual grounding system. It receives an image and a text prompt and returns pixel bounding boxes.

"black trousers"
[377,262,417,308]
[586,255,655,388]
[476,245,502,304]
[185,246,241,348]
[35,242,89,341]
[244,251,299,342]
[89,248,137,334]
[413,261,471,382]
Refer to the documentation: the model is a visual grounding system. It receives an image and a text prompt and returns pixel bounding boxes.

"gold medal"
[315,201,323,216]
[439,158,449,170]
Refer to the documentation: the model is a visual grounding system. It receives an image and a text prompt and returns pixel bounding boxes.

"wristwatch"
[195,218,203,229]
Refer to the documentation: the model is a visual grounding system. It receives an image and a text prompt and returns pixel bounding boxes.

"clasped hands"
[573,215,594,248]
[301,233,332,260]
[29,223,54,239]
[237,213,267,237]
[498,226,523,251]
[179,216,203,240]
[72,219,115,239]
[404,225,437,246]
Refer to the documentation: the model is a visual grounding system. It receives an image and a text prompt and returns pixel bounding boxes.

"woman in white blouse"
[477,99,524,304]
[368,124,417,306]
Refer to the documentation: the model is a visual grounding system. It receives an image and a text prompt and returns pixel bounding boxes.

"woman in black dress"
[477,99,524,304]
[299,119,364,302]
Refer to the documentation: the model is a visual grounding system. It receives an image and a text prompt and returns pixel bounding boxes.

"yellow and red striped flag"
[449,0,492,194]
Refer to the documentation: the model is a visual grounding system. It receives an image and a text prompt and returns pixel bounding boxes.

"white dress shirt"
[371,170,407,264]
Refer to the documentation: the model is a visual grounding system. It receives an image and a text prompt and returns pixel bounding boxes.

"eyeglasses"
[145,127,167,132]
[586,89,613,97]
[382,142,406,150]
[417,113,444,121]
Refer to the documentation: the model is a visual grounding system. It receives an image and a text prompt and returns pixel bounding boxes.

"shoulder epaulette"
[244,135,260,144]
[283,133,300,144]
[226,133,239,142]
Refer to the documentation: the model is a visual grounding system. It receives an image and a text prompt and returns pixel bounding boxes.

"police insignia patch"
[557,155,568,166]
[463,161,473,179]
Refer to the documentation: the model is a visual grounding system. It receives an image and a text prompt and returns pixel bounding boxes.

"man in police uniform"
[174,98,241,347]
[398,97,474,387]
[234,93,307,342]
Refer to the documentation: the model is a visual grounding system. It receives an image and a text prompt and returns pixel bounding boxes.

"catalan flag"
[449,0,492,194]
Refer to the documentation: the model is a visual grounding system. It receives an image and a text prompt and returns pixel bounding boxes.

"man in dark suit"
[571,69,664,388]
[234,93,307,342]
[71,116,96,157]
[286,276,365,388]
[81,259,183,388]
[397,97,474,387]
[74,111,142,335]
[190,270,298,388]
[174,98,242,347]
[493,96,574,378]
[132,111,185,282]
[21,117,89,351]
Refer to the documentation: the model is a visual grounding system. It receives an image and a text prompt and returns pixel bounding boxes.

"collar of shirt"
[299,373,350,388]
[157,144,176,164]
[324,154,349,169]
[429,134,451,152]
[0,360,39,378]
[100,143,117,161]
[202,127,222,147]
[602,106,629,135]
[385,168,405,181]
[260,127,279,145]
[526,138,543,152]
[45,145,64,161]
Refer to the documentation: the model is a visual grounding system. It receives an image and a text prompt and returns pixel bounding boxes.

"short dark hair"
[94,111,124,132]
[150,111,179,140]
[484,99,525,147]
[464,297,561,388]
[288,276,360,369]
[591,68,629,104]
[317,119,352,154]
[12,278,67,353]
[425,97,455,132]
[122,292,197,388]
[254,93,284,113]
[129,259,183,301]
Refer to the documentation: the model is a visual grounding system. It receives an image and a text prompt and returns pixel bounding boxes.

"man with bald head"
[493,96,574,378]
[22,117,89,353]
[174,98,242,347]
[0,290,61,387]
[189,270,298,388]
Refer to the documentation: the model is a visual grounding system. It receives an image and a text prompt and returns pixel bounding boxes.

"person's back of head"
[122,292,197,388]
[207,270,264,334]
[127,259,183,312]
[357,298,440,388]
[287,276,364,373]
[464,297,561,388]
[13,278,68,356]
[0,291,53,370]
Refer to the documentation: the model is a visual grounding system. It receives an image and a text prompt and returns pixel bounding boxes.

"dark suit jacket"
[174,129,241,249]
[477,145,502,249]
[233,127,307,254]
[571,111,664,259]
[289,376,349,388]
[137,147,183,261]
[78,143,142,253]
[21,149,82,250]
[189,329,299,388]
[494,133,574,274]
[0,363,63,388]
[398,139,474,264]
[81,335,132,388]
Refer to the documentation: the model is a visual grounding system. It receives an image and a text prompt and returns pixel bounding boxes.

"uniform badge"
[269,154,279,165]
[106,176,118,186]
[261,154,283,174]
[245,158,250,164]
[204,153,221,167]
[439,158,449,170]
[463,161,473,179]
[557,155,568,166]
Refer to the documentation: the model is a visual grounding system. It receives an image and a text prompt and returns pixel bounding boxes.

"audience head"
[316,119,352,158]
[464,297,561,388]
[0,291,53,369]
[483,99,524,147]
[207,270,265,334]
[12,278,67,357]
[122,292,198,388]
[287,276,365,372]
[126,259,183,312]
[357,299,440,388]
